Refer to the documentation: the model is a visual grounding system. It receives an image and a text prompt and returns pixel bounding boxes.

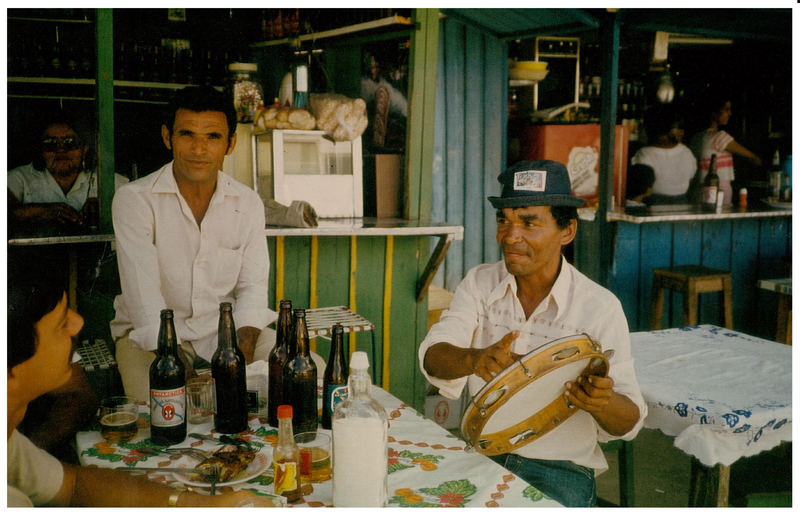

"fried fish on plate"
[193,445,256,482]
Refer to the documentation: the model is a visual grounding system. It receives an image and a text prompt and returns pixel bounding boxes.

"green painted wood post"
[95,8,115,233]
[597,12,619,288]
[407,8,439,221]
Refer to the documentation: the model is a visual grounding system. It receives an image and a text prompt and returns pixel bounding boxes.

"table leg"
[689,459,730,507]
[776,294,791,345]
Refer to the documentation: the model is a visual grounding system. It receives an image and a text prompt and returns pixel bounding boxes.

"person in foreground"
[419,160,647,507]
[110,86,277,402]
[7,268,276,507]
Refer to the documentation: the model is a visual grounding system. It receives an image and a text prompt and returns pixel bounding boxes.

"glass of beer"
[99,396,139,444]
[294,431,331,483]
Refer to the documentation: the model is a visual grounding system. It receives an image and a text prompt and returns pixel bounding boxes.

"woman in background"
[690,93,762,204]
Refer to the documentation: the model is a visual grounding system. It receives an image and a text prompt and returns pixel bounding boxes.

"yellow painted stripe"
[349,235,358,358]
[275,236,285,306]
[382,235,393,390]
[309,236,318,353]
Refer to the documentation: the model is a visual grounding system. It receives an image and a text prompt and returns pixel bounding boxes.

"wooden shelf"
[250,14,413,48]
[8,16,92,24]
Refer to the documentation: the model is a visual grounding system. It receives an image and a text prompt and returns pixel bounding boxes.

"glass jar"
[228,62,263,123]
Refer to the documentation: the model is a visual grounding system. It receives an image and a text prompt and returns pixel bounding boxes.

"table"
[630,325,792,506]
[757,278,792,345]
[76,386,561,508]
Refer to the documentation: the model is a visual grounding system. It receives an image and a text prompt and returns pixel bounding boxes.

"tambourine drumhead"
[460,334,608,456]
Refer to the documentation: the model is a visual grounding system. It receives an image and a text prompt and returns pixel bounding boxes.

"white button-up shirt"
[419,258,647,472]
[110,162,274,361]
[7,163,129,211]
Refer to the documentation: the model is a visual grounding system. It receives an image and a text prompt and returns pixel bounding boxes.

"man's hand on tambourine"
[564,375,615,414]
[472,330,520,382]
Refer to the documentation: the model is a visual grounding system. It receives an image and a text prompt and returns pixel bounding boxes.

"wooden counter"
[574,203,791,339]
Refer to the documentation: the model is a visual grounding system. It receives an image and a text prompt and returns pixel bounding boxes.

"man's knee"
[115,334,155,403]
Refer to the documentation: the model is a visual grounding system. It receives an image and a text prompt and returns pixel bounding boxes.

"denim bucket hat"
[488,160,585,209]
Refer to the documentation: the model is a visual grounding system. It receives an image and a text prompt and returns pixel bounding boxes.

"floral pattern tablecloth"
[76,386,560,508]
[630,325,792,467]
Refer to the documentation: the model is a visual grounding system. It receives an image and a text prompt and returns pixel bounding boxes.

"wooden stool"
[650,265,733,330]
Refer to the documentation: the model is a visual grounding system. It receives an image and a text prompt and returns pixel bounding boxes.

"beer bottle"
[149,309,187,445]
[273,405,302,503]
[283,308,318,433]
[702,154,719,208]
[322,324,348,430]
[211,302,248,434]
[268,299,293,428]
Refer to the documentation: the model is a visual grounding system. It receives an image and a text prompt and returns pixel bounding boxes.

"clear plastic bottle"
[332,351,388,507]
[273,405,302,503]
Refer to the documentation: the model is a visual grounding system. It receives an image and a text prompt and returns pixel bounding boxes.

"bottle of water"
[332,351,388,507]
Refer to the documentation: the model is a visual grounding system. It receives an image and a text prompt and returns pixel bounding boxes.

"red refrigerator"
[519,124,629,208]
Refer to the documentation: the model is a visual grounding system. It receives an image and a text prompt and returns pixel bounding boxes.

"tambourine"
[460,334,611,456]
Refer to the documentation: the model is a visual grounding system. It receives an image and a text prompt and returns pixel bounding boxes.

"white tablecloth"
[76,386,561,508]
[631,325,792,467]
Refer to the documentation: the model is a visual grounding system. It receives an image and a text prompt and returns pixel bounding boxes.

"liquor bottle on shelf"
[149,309,187,445]
[211,302,249,434]
[702,154,719,209]
[283,308,318,433]
[273,405,302,503]
[322,324,348,430]
[268,299,292,428]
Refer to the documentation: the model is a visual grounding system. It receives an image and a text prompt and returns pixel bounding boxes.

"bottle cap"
[740,188,748,194]
[350,351,369,370]
[277,405,293,419]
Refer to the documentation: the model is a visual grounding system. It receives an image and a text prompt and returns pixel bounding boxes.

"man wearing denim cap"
[419,160,646,507]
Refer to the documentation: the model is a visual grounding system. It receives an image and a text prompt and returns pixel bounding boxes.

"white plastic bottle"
[332,351,388,507]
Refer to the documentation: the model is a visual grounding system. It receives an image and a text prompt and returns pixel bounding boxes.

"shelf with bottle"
[250,13,413,49]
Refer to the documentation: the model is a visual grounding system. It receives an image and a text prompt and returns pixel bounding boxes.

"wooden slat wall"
[432,17,506,291]
[267,235,430,408]
[600,217,791,337]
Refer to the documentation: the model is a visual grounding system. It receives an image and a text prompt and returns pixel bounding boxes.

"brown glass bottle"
[268,299,293,428]
[283,308,318,433]
[702,154,719,207]
[322,324,348,430]
[211,302,248,434]
[149,309,187,445]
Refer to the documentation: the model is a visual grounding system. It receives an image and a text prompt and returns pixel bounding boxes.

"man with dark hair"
[626,163,655,207]
[110,86,275,401]
[7,263,278,508]
[419,160,646,507]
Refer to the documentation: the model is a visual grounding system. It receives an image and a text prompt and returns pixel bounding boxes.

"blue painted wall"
[432,17,506,291]
[598,216,792,338]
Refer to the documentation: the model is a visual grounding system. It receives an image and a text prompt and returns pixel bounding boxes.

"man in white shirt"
[111,86,276,402]
[8,111,129,235]
[419,160,646,507]
[8,261,277,507]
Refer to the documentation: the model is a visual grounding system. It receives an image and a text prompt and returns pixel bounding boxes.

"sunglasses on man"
[42,136,82,152]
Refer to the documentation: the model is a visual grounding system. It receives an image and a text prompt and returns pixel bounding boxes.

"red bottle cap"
[277,405,293,419]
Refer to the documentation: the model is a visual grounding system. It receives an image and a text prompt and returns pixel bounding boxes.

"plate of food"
[173,446,271,488]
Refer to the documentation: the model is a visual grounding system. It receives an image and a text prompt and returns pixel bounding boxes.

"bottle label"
[702,186,718,204]
[325,384,348,414]
[150,387,186,427]
[273,460,299,494]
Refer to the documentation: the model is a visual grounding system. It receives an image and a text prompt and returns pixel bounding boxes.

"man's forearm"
[591,392,640,437]
[423,342,480,380]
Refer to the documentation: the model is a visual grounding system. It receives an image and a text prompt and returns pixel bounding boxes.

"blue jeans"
[491,453,596,507]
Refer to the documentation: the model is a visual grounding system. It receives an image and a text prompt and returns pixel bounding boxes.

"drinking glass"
[294,431,331,483]
[187,375,215,425]
[99,396,139,444]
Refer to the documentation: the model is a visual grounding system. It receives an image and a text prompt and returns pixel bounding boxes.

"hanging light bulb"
[656,64,675,104]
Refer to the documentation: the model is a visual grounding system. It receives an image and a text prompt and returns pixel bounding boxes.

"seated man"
[631,106,696,205]
[7,264,277,507]
[111,86,277,401]
[419,160,646,507]
[8,109,129,235]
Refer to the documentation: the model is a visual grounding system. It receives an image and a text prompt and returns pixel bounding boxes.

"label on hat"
[513,170,547,192]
